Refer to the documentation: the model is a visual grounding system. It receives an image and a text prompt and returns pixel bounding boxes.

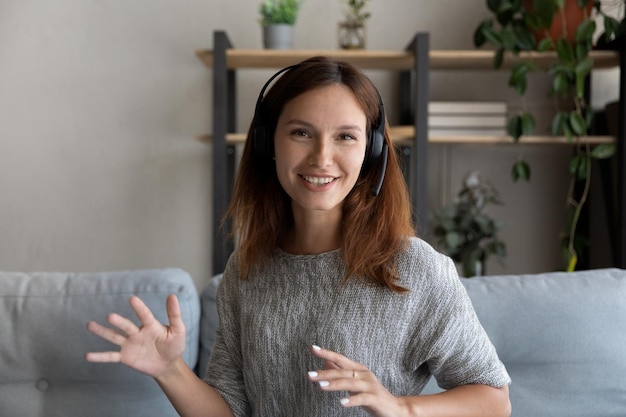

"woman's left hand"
[307,345,408,417]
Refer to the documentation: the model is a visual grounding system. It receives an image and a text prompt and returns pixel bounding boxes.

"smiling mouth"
[301,175,337,186]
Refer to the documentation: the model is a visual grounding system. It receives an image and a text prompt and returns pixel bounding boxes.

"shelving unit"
[197,30,625,274]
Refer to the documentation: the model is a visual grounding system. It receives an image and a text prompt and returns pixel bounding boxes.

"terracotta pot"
[523,0,593,44]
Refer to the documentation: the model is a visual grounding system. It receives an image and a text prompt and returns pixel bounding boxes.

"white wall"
[0,0,618,288]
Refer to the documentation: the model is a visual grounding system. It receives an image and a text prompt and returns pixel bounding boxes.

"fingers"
[311,345,365,372]
[84,296,155,362]
[165,294,186,336]
[85,321,125,363]
[85,350,122,363]
[308,344,368,389]
[129,295,158,327]
[308,366,372,392]
[309,345,388,409]
[86,320,128,346]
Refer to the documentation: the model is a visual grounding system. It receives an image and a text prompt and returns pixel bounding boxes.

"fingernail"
[319,381,329,387]
[312,345,321,351]
[340,398,350,406]
[308,371,318,378]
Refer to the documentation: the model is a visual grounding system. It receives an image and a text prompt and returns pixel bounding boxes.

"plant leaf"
[509,62,530,94]
[537,37,553,52]
[555,38,575,65]
[507,114,523,141]
[512,159,531,182]
[521,112,536,135]
[494,48,505,69]
[575,57,593,99]
[551,71,569,97]
[591,143,616,159]
[569,154,582,175]
[576,19,596,44]
[569,112,587,136]
[551,111,567,135]
[604,15,621,39]
[513,22,537,50]
[486,0,501,13]
[569,154,587,180]
[473,20,489,47]
[500,27,517,51]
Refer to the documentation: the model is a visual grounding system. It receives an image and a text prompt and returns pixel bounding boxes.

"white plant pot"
[262,24,294,49]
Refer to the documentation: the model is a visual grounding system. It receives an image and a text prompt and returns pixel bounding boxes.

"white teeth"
[303,176,335,185]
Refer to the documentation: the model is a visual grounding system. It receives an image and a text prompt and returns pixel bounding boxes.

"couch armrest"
[0,268,200,417]
[424,268,626,417]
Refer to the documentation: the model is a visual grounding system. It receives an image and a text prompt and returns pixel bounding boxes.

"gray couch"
[1,267,625,416]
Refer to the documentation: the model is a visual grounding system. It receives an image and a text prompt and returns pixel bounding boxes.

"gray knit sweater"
[204,237,510,417]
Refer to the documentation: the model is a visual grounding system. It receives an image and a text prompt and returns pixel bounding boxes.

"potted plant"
[259,0,303,49]
[338,0,371,49]
[473,0,618,271]
[430,171,507,277]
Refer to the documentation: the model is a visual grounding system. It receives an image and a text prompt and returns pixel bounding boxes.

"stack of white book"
[428,101,508,137]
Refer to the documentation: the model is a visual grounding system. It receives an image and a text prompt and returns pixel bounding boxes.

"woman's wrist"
[154,356,190,385]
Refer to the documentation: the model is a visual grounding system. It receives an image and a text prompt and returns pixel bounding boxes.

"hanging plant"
[473,0,617,271]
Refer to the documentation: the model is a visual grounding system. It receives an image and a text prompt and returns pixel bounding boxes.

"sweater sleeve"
[203,256,251,417]
[413,252,511,390]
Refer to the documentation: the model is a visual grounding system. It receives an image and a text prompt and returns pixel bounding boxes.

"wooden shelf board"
[389,126,615,145]
[196,49,619,71]
[196,49,415,70]
[197,129,614,146]
[430,49,620,70]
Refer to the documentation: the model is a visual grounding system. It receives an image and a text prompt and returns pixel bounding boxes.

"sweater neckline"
[274,247,342,261]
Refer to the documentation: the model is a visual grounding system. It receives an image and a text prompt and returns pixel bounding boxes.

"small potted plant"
[259,0,303,49]
[338,0,371,49]
[430,171,507,277]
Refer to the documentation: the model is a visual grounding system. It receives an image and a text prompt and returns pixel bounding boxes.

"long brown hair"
[226,56,415,292]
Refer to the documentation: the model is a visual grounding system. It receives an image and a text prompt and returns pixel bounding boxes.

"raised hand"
[85,294,187,379]
[307,345,409,417]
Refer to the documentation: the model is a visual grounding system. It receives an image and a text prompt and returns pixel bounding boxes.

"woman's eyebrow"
[284,119,364,132]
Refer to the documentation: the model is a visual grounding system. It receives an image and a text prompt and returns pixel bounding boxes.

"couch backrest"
[0,268,200,417]
[423,268,626,417]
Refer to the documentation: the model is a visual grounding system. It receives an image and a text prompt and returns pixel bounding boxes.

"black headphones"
[251,64,388,196]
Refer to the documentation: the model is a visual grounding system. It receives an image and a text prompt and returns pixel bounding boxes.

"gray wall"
[0,0,619,288]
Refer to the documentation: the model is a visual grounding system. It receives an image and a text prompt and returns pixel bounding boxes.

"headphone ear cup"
[369,128,384,162]
[366,97,386,163]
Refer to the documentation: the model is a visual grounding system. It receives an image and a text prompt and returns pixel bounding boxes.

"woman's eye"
[291,129,310,138]
[339,133,357,141]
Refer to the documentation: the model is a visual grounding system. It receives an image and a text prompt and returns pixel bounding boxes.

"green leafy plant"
[473,0,618,271]
[343,0,371,24]
[430,172,507,277]
[595,0,626,47]
[259,0,302,25]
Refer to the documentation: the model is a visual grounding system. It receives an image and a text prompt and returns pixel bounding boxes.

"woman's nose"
[308,138,333,167]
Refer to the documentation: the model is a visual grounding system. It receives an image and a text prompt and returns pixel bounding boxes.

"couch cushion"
[197,273,223,378]
[423,268,626,417]
[0,268,200,417]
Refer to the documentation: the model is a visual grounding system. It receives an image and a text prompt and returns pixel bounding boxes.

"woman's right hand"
[85,294,187,379]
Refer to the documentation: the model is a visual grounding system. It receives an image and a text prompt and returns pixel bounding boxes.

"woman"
[87,56,511,417]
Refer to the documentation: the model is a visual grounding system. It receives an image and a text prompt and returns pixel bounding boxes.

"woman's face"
[273,84,368,220]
